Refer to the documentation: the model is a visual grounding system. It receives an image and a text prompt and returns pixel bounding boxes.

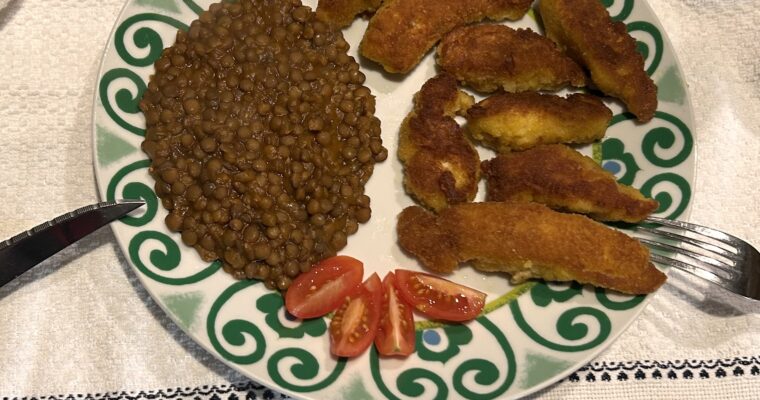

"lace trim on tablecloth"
[5,356,759,400]
[567,356,760,382]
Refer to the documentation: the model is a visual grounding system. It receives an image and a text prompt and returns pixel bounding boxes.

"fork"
[633,216,760,301]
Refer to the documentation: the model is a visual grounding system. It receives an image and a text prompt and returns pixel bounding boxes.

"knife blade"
[0,199,145,287]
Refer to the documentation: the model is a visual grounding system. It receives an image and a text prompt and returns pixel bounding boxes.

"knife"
[0,199,145,287]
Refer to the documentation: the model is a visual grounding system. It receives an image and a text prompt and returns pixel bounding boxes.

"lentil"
[140,0,384,291]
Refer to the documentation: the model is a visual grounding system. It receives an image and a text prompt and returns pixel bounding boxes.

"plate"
[92,0,695,398]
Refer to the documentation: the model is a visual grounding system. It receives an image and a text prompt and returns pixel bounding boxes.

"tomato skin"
[394,269,486,322]
[285,256,364,319]
[330,273,382,357]
[375,272,416,356]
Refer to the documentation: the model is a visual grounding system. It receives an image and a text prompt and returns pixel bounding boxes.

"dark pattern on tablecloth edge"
[1,382,289,400]
[4,356,759,399]
[566,355,760,383]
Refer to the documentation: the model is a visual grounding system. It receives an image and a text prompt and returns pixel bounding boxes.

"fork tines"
[636,216,740,275]
[634,216,760,300]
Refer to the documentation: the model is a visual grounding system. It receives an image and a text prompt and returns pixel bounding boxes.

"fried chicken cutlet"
[466,92,612,152]
[360,0,533,73]
[482,144,659,222]
[539,0,658,122]
[398,73,479,212]
[316,0,382,28]
[397,202,666,294]
[436,24,586,93]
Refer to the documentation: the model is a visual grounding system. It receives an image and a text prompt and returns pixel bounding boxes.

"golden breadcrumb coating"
[316,0,382,28]
[539,0,658,122]
[397,202,666,295]
[398,73,479,212]
[360,0,533,73]
[482,144,659,222]
[466,92,612,152]
[436,24,586,93]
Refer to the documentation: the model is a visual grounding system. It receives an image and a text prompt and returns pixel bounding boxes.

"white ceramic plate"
[93,0,696,398]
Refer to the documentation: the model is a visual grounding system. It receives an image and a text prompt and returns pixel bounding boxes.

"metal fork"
[633,216,760,301]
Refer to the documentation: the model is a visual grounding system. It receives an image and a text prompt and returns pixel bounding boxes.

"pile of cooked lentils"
[139,0,387,291]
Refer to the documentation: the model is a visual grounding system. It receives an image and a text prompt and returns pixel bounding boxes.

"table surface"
[1,0,758,399]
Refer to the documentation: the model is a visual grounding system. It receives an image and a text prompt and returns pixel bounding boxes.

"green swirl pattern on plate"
[601,0,634,21]
[207,280,267,364]
[93,0,696,398]
[595,288,646,311]
[128,230,222,284]
[370,318,516,399]
[99,68,147,136]
[114,13,188,67]
[511,283,612,352]
[628,21,663,76]
[268,349,347,392]
[106,159,156,226]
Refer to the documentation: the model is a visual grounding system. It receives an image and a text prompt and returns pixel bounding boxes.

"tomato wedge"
[394,269,486,322]
[375,272,416,356]
[329,273,382,357]
[285,256,364,319]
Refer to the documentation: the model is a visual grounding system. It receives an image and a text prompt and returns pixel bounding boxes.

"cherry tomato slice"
[285,256,364,319]
[330,273,382,357]
[394,269,486,322]
[375,272,416,357]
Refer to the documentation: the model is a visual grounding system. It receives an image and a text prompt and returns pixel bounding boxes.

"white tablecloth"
[0,0,758,399]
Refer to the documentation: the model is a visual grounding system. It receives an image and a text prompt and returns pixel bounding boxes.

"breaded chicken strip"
[360,0,533,73]
[397,202,665,294]
[539,0,657,122]
[316,0,382,28]
[466,92,612,152]
[482,144,659,222]
[398,73,479,212]
[436,24,586,93]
